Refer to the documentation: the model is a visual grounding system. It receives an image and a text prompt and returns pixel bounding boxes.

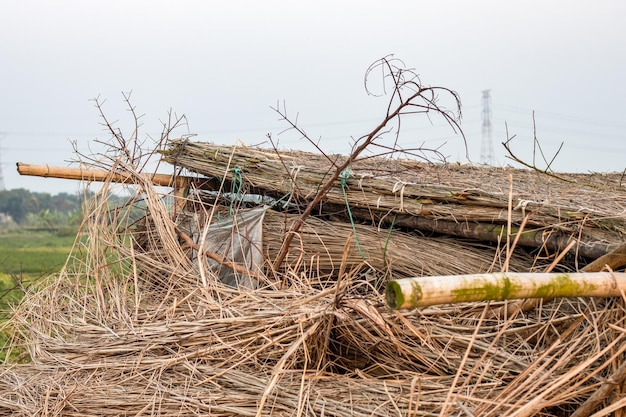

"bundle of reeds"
[162,140,626,260]
[4,204,625,416]
[4,139,626,416]
[176,198,538,289]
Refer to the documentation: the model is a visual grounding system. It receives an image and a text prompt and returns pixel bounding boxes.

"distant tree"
[52,193,81,213]
[0,189,86,225]
[0,189,40,224]
[33,192,52,213]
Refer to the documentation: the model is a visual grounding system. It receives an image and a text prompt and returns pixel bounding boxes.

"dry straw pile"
[3,139,626,416]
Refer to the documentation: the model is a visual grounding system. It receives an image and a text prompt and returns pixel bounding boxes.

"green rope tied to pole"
[230,167,243,216]
[340,167,365,260]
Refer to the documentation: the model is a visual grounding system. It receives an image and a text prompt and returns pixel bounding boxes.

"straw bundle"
[178,197,538,288]
[3,141,626,416]
[263,211,537,282]
[162,141,626,259]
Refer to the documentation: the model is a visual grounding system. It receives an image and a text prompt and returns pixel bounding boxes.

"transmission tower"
[0,134,5,191]
[480,90,495,165]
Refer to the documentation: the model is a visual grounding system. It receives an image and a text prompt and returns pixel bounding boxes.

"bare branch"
[270,55,465,271]
[502,122,573,183]
[270,101,338,169]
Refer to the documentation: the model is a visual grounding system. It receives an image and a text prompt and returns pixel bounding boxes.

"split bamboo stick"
[385,272,626,309]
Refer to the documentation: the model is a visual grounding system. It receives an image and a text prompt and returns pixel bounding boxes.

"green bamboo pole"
[385,272,626,310]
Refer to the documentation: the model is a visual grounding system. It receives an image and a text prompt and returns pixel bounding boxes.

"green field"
[0,230,78,362]
[0,231,77,276]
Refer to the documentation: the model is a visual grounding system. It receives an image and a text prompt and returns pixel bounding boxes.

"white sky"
[1,0,625,194]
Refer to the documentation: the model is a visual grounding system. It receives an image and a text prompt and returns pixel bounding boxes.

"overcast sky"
[1,1,625,194]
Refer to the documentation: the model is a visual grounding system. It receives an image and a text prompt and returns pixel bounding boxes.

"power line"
[491,104,626,130]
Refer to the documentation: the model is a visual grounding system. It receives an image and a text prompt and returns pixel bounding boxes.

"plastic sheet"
[195,206,268,289]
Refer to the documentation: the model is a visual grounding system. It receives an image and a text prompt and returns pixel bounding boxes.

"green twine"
[340,168,365,260]
[230,167,243,216]
[382,214,396,261]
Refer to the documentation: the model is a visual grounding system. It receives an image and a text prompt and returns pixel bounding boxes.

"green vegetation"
[0,231,77,275]
[0,271,22,362]
[0,187,86,362]
[0,230,80,362]
[0,188,146,361]
[0,189,86,226]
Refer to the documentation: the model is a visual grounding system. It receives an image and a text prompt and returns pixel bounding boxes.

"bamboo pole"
[385,272,626,310]
[16,162,192,188]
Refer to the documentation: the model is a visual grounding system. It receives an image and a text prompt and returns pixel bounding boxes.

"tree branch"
[271,56,465,271]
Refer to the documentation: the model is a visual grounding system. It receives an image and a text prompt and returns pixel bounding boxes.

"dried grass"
[2,142,626,416]
[178,197,538,288]
[162,141,626,254]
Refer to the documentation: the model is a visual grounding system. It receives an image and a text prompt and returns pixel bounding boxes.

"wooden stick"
[385,272,626,310]
[581,243,626,273]
[16,162,190,188]
[570,357,626,417]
